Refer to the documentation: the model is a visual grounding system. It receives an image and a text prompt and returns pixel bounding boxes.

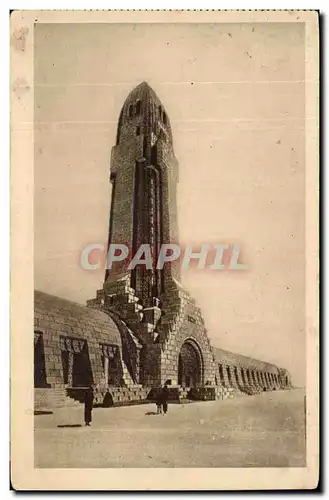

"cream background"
[34,22,306,385]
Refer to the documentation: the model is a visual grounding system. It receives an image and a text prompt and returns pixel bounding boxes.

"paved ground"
[34,388,306,468]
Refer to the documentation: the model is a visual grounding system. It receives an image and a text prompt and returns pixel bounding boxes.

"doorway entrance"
[60,336,93,388]
[178,340,203,388]
[101,344,122,386]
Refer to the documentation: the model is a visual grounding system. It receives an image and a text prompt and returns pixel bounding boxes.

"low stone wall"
[188,387,217,401]
[67,386,152,407]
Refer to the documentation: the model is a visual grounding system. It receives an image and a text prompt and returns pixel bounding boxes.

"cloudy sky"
[34,22,306,385]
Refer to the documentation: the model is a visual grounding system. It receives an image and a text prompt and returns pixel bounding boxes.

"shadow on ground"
[57,424,82,428]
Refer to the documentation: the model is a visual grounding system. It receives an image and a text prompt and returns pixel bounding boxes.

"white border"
[7,5,322,496]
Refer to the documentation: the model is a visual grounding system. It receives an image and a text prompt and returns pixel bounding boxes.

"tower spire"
[105,82,179,305]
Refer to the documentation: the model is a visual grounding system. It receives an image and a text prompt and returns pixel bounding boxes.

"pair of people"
[85,385,170,424]
[156,385,169,415]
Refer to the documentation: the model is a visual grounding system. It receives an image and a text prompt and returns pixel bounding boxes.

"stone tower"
[89,82,218,388]
[104,81,180,302]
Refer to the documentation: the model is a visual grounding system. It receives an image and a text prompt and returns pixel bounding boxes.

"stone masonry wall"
[34,291,124,390]
[213,347,292,393]
[156,279,218,386]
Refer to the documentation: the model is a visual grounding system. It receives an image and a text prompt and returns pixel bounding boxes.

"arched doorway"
[178,340,203,388]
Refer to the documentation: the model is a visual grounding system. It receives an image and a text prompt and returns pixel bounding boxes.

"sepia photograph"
[11,10,319,490]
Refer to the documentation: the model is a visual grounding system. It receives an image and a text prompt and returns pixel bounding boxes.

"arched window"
[136,100,141,116]
[158,105,162,120]
[136,126,141,136]
[163,111,167,125]
[128,104,133,118]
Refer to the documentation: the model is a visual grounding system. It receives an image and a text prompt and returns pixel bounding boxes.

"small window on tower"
[136,100,141,116]
[136,126,141,136]
[163,111,167,125]
[128,104,133,118]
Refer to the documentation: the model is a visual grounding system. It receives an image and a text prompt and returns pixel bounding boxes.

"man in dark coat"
[156,391,163,414]
[84,386,94,426]
[161,385,169,415]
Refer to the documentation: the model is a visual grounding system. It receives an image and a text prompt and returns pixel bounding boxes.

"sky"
[34,22,306,385]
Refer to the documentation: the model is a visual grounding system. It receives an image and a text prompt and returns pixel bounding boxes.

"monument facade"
[34,82,292,408]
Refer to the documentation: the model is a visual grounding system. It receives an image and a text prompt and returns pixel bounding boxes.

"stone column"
[228,366,237,388]
[264,372,269,388]
[104,356,109,386]
[265,372,271,389]
[223,365,230,387]
[218,364,225,386]
[246,369,252,389]
[235,367,244,388]
[251,370,258,391]
[257,371,261,386]
[260,372,265,388]
[275,374,280,388]
[241,367,248,389]
[271,373,276,389]
[68,352,74,387]
[259,371,265,388]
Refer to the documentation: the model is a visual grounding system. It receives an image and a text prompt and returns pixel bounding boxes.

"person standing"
[156,392,163,414]
[161,384,169,415]
[84,386,94,426]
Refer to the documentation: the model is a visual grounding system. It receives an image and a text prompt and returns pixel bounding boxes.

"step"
[34,388,83,410]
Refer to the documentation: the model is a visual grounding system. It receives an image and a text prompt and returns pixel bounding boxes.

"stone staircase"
[122,362,137,387]
[35,385,152,411]
[34,388,81,411]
